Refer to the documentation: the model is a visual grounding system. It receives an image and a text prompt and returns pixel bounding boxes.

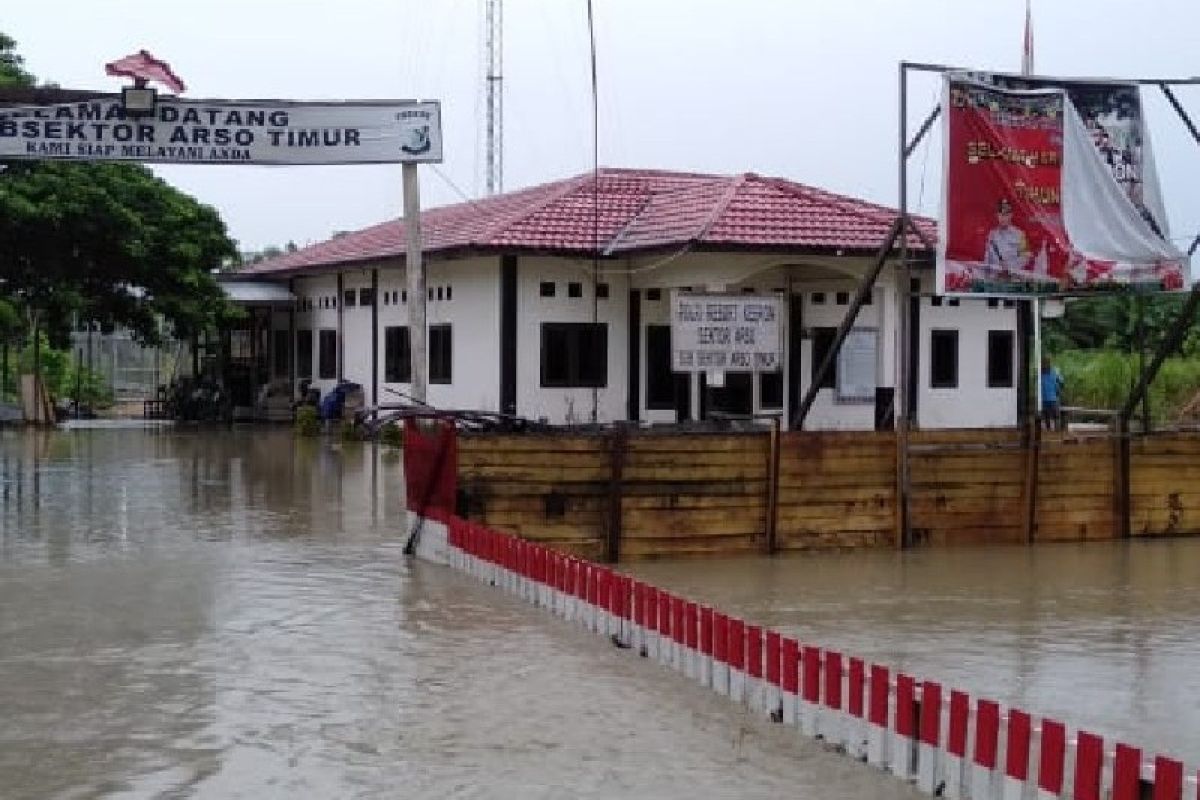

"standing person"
[1040,356,1065,430]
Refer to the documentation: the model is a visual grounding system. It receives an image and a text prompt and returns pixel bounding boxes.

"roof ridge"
[759,175,929,226]
[602,194,655,256]
[694,173,749,242]
[480,172,596,246]
[602,174,726,255]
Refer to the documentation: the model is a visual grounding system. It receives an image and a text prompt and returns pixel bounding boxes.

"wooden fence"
[454,427,1200,560]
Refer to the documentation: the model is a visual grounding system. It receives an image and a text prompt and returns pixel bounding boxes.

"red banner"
[402,419,457,521]
[939,76,1186,296]
[942,84,1066,294]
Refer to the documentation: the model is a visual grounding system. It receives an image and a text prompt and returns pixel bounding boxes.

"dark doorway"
[704,373,753,418]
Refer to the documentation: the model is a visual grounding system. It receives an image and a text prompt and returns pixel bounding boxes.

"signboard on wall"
[938,72,1185,296]
[670,292,782,372]
[0,97,442,165]
[836,328,877,402]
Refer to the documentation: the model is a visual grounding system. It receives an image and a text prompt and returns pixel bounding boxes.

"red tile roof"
[242,167,934,276]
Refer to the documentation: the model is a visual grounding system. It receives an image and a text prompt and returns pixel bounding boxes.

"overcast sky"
[6,0,1200,255]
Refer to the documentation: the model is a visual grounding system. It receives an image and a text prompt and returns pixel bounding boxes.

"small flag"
[1021,0,1034,76]
[105,50,186,94]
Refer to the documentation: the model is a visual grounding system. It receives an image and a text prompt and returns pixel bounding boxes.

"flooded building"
[231,168,1022,429]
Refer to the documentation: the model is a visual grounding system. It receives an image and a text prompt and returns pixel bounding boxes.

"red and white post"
[971,700,1001,800]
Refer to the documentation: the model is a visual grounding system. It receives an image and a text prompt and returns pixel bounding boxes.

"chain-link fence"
[69,330,190,402]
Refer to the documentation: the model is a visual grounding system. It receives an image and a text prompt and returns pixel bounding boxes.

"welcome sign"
[0,97,442,165]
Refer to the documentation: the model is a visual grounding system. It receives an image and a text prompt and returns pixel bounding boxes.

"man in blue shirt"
[1040,356,1065,430]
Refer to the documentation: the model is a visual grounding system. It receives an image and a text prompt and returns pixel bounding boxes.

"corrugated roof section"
[242,167,935,276]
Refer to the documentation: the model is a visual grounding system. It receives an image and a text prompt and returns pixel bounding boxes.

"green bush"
[379,422,404,448]
[295,405,319,437]
[1053,349,1200,423]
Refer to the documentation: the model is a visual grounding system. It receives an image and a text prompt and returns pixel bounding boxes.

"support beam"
[335,272,344,382]
[1120,286,1200,422]
[904,104,941,159]
[370,268,379,406]
[792,216,904,429]
[1160,84,1200,145]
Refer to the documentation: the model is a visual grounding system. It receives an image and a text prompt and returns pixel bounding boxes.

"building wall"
[340,268,374,391]
[292,273,339,395]
[515,256,628,424]
[273,251,1019,430]
[917,293,1019,429]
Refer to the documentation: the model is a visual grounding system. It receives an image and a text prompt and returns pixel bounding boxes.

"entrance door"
[704,373,753,419]
[646,324,691,422]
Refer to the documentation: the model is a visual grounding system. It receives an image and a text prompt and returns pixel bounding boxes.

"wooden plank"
[458,479,610,495]
[457,450,610,468]
[621,535,759,558]
[460,464,612,481]
[919,528,1026,545]
[473,495,611,513]
[780,531,889,549]
[625,435,769,453]
[622,507,766,537]
[624,451,772,468]
[774,497,894,514]
[776,508,896,527]
[621,465,767,482]
[778,487,897,503]
[459,435,606,453]
[621,494,771,510]
[777,475,897,491]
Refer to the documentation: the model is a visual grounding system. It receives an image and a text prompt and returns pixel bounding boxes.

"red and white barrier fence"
[425,513,1198,800]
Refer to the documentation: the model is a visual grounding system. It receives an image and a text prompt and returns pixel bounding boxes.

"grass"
[1054,349,1200,423]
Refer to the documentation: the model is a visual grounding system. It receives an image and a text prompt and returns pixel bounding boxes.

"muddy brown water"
[0,425,923,799]
[627,538,1200,763]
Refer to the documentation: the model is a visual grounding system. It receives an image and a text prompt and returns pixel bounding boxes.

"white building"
[230,168,1026,430]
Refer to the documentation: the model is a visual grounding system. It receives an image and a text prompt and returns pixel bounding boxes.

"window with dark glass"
[646,325,675,409]
[297,329,313,379]
[987,330,1014,388]
[646,288,661,301]
[596,283,609,299]
[273,329,290,377]
[836,291,850,305]
[568,282,583,298]
[541,323,607,388]
[930,329,959,388]
[810,326,837,389]
[540,281,556,297]
[359,288,374,307]
[343,290,356,307]
[384,326,411,383]
[760,371,783,409]
[429,324,452,384]
[318,329,337,379]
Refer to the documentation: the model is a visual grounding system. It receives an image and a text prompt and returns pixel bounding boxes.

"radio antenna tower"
[484,0,503,195]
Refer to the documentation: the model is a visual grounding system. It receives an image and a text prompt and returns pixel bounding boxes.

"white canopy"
[220,281,295,306]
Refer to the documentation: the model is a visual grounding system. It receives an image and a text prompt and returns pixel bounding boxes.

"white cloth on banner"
[1061,98,1185,269]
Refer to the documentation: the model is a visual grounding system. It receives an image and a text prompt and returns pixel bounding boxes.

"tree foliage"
[0,33,35,88]
[1044,293,1200,357]
[0,33,239,348]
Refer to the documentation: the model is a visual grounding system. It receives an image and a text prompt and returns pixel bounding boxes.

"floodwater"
[629,540,1200,763]
[0,425,922,799]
